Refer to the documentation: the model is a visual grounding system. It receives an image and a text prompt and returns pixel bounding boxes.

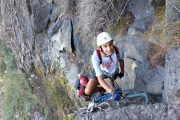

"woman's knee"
[85,87,92,95]
[84,79,98,95]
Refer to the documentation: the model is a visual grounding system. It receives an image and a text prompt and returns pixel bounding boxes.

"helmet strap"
[99,46,114,62]
[100,46,108,56]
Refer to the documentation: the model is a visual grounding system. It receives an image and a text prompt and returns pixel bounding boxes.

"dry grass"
[147,6,180,68]
[77,0,127,44]
[147,43,166,68]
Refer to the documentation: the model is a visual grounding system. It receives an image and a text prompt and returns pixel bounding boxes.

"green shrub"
[63,113,75,120]
[0,40,6,77]
[4,70,33,120]
[35,65,78,118]
[1,40,33,120]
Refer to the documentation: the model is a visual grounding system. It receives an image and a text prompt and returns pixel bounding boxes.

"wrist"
[120,71,124,73]
[109,89,115,95]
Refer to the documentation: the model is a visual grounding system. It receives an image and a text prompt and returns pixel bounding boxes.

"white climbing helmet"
[97,32,113,46]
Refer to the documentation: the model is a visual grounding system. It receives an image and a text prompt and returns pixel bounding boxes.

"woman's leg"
[85,78,99,95]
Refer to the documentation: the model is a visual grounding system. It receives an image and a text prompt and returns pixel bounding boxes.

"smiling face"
[100,40,114,56]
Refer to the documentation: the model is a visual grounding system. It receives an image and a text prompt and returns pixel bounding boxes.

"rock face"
[128,0,154,32]
[0,0,180,119]
[0,0,57,73]
[75,104,168,120]
[123,35,148,91]
[163,47,180,119]
[145,66,165,94]
[1,0,35,72]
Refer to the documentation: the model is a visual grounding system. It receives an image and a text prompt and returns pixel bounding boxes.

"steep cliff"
[0,0,179,119]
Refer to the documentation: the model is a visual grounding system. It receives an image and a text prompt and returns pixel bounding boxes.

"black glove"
[112,90,122,101]
[118,72,124,78]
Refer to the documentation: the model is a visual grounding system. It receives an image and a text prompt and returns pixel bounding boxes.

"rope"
[126,92,149,104]
[119,0,131,18]
[109,0,131,17]
[167,1,180,14]
[113,0,130,30]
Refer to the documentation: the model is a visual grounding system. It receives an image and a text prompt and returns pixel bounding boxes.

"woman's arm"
[97,75,112,93]
[120,59,124,73]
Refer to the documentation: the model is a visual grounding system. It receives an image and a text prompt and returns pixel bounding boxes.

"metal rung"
[126,93,149,104]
